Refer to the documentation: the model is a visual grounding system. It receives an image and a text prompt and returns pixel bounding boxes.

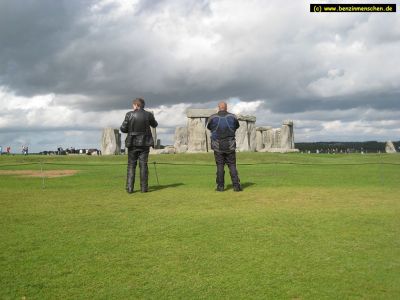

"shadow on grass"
[148,183,184,192]
[226,182,255,191]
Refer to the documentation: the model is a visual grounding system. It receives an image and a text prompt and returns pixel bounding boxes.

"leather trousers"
[213,151,240,188]
[126,147,150,192]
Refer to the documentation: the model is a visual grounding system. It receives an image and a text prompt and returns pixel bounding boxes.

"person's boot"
[233,184,243,192]
[228,164,241,192]
[216,185,224,192]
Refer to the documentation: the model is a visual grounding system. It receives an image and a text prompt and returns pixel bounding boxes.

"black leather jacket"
[120,109,158,148]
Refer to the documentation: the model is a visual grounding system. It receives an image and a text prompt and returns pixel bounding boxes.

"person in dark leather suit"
[120,98,158,193]
[207,102,242,192]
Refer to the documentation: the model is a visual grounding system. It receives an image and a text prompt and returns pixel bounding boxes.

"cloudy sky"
[1,0,399,152]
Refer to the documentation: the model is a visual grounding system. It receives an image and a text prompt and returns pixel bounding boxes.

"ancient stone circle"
[101,109,301,154]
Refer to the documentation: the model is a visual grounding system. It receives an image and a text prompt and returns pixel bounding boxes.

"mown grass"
[1,153,399,299]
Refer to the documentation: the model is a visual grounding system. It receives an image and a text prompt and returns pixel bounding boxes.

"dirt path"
[0,170,79,178]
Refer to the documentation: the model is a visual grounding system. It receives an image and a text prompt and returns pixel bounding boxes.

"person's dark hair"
[132,98,145,108]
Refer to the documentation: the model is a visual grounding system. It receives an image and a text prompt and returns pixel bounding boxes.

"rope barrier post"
[153,161,160,185]
[40,161,46,189]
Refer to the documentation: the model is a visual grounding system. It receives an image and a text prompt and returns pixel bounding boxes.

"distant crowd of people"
[0,145,100,156]
[0,146,12,155]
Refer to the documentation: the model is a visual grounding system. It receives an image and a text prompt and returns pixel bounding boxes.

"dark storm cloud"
[1,0,399,152]
[1,0,399,115]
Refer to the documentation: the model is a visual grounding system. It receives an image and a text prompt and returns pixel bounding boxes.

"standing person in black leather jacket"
[207,102,242,192]
[120,98,158,193]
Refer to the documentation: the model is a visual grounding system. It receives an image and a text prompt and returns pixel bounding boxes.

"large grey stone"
[150,127,157,148]
[150,146,176,154]
[272,129,281,148]
[101,128,121,155]
[248,121,257,151]
[256,130,264,151]
[237,114,256,122]
[256,126,273,151]
[256,126,272,131]
[180,109,257,153]
[280,121,294,149]
[147,111,157,148]
[236,120,250,151]
[174,127,188,153]
[385,141,397,153]
[187,117,209,152]
[263,128,274,149]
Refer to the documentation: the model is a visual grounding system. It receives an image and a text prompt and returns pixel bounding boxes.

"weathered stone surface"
[256,126,272,131]
[174,127,188,153]
[282,120,294,126]
[269,128,281,149]
[256,121,299,152]
[186,109,217,118]
[280,122,294,149]
[187,117,208,152]
[248,121,257,151]
[385,141,397,153]
[176,108,303,153]
[101,128,121,155]
[236,120,249,151]
[256,130,264,151]
[151,127,157,148]
[147,111,157,148]
[150,146,176,154]
[263,128,274,149]
[237,114,256,122]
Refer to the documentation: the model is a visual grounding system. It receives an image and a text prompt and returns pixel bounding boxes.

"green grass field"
[1,153,399,299]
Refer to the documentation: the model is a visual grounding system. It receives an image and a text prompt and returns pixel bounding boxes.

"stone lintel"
[186,109,256,122]
[186,109,217,118]
[283,120,293,126]
[237,115,256,122]
[256,126,273,131]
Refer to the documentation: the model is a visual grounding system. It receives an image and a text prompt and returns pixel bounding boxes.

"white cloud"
[0,0,399,151]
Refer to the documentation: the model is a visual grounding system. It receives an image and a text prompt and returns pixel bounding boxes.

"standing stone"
[101,128,121,155]
[151,127,157,148]
[186,109,216,153]
[236,120,250,152]
[263,127,274,149]
[256,126,272,151]
[248,121,257,151]
[256,128,264,151]
[280,120,294,149]
[271,129,281,148]
[174,127,188,153]
[236,115,257,152]
[187,117,208,152]
[147,111,157,149]
[178,109,257,153]
[385,141,397,153]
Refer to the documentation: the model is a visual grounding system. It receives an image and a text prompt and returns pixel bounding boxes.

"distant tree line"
[295,141,400,153]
